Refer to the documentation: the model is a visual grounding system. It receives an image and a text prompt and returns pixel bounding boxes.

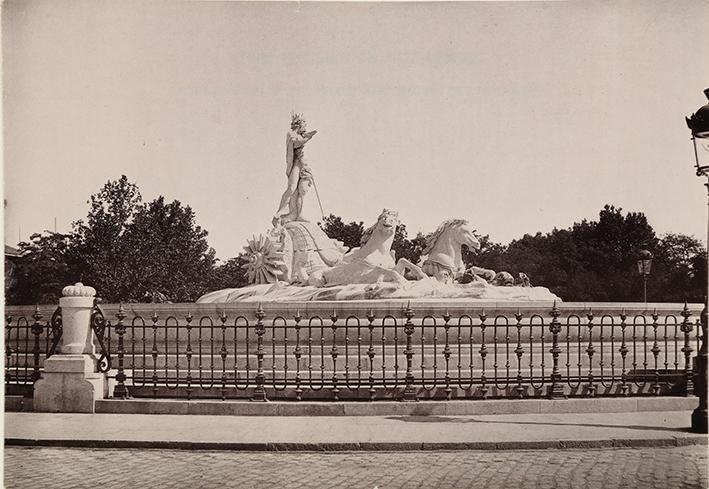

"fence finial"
[255,302,265,322]
[404,301,414,320]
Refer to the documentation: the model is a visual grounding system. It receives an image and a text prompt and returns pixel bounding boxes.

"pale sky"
[3,1,709,260]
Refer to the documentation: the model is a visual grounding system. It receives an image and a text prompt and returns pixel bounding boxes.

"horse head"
[421,219,480,281]
[361,208,399,246]
[424,219,480,255]
[452,221,480,251]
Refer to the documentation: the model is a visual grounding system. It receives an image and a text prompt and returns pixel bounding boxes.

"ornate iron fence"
[5,306,62,396]
[5,301,704,401]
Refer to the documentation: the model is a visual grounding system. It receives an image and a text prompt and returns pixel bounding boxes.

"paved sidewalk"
[5,410,707,450]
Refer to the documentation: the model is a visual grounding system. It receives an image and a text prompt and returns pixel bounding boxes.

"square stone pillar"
[34,283,107,413]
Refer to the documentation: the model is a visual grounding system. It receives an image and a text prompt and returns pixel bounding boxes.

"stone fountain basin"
[197,278,560,303]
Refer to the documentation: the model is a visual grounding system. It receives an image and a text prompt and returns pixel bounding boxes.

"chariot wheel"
[242,233,285,284]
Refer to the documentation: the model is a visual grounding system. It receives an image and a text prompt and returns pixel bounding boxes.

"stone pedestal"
[33,355,107,413]
[33,282,107,413]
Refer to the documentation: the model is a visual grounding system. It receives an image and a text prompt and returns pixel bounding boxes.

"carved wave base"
[196,278,561,303]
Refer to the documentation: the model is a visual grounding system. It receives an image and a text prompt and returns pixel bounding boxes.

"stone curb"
[90,397,699,417]
[8,396,701,416]
[5,436,707,452]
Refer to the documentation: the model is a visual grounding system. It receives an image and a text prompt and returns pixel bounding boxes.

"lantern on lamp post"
[686,88,709,177]
[636,249,653,304]
[685,88,709,434]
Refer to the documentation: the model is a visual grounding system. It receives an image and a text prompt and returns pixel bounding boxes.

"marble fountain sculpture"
[197,115,559,303]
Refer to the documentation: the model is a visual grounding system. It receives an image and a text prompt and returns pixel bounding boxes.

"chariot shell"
[242,221,346,285]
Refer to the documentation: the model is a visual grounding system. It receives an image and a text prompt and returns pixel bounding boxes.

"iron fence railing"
[5,306,62,395]
[5,301,704,401]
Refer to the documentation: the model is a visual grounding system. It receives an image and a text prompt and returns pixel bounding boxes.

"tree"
[8,232,75,304]
[463,233,505,270]
[118,197,217,302]
[7,176,218,304]
[209,255,250,291]
[392,224,427,264]
[71,176,143,299]
[651,233,707,303]
[319,214,364,251]
[462,205,706,302]
[486,206,660,301]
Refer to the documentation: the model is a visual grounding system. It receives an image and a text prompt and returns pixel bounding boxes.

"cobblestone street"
[4,445,708,489]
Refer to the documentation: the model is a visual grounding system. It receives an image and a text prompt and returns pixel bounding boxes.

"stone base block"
[33,355,107,413]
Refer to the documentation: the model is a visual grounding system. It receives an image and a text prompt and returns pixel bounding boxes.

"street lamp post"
[636,249,653,304]
[685,88,709,433]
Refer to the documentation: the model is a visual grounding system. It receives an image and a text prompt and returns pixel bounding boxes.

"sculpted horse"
[308,213,483,287]
[419,219,481,284]
[309,209,411,286]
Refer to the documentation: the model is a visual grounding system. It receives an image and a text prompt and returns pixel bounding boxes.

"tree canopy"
[6,180,706,304]
[468,205,706,302]
[9,176,220,304]
[7,231,76,305]
[319,214,364,251]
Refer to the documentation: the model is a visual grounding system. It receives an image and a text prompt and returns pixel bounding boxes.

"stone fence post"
[34,283,107,412]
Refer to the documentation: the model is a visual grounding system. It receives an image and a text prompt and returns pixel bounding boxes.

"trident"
[311,175,326,220]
